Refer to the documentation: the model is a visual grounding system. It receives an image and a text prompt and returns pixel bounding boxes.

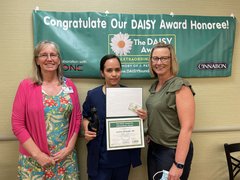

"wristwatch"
[174,160,184,169]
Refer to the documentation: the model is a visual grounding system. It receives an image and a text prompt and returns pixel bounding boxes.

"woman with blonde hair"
[146,42,195,180]
[12,40,81,179]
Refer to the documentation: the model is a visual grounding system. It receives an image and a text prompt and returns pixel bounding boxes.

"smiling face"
[36,44,60,74]
[151,47,172,77]
[101,58,121,87]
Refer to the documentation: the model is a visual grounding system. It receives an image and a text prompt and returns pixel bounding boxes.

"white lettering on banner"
[160,19,187,29]
[133,38,172,45]
[124,69,149,73]
[41,15,230,31]
[197,63,228,70]
[141,47,152,53]
[133,39,146,45]
[139,37,173,53]
[131,19,156,30]
[43,16,107,31]
[146,38,173,45]
[111,19,127,29]
[190,20,229,30]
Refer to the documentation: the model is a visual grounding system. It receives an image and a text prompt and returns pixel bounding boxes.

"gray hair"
[32,40,63,84]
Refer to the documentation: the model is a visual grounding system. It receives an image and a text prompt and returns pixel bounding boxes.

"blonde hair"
[149,42,179,77]
[32,40,63,85]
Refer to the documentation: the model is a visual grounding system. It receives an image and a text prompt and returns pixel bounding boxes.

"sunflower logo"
[110,32,133,56]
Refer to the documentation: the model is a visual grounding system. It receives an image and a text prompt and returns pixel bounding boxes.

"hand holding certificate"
[128,103,141,113]
[106,87,145,150]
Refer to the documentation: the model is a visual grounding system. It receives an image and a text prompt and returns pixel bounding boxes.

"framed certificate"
[106,117,145,150]
[106,87,145,150]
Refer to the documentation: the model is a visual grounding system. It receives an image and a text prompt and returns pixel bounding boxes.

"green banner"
[33,10,236,78]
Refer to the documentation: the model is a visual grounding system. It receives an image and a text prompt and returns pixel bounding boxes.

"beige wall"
[1,0,240,179]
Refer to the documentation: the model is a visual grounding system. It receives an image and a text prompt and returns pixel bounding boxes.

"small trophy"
[88,107,99,134]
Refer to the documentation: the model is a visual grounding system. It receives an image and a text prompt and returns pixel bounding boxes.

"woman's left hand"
[52,147,71,162]
[136,109,147,120]
[168,164,183,180]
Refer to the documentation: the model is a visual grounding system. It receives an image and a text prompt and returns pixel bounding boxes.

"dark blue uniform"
[82,85,142,180]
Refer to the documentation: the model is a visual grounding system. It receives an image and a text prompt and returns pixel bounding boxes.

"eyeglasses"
[151,56,170,63]
[37,54,59,60]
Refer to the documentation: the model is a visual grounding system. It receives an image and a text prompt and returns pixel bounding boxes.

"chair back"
[224,143,240,180]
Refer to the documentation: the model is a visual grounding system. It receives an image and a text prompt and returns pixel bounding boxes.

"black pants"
[147,141,193,180]
[89,164,131,180]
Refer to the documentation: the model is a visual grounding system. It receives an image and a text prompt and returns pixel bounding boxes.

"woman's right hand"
[84,129,97,142]
[21,138,55,168]
[33,152,55,168]
[136,108,147,120]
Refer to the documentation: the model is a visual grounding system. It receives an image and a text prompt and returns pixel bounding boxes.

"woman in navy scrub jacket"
[82,54,147,180]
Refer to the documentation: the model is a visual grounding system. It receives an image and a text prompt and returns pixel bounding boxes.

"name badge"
[62,86,74,94]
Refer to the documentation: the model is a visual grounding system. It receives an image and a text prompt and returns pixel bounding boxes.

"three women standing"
[11,40,194,180]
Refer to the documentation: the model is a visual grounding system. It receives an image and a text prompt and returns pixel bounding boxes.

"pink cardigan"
[11,78,81,156]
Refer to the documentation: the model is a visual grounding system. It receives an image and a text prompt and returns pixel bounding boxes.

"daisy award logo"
[110,32,133,56]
